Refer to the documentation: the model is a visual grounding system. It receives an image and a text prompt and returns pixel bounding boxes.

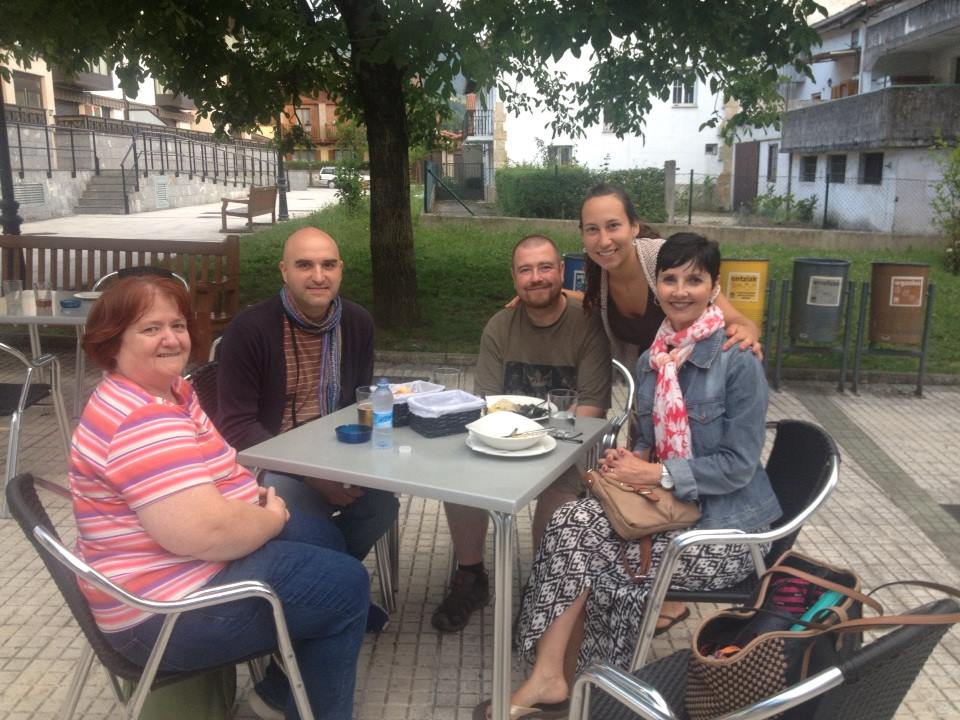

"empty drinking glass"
[2,280,23,313]
[432,367,462,391]
[547,389,578,429]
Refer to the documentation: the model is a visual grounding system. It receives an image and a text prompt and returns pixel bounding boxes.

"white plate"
[485,394,553,422]
[465,433,557,458]
[74,292,102,301]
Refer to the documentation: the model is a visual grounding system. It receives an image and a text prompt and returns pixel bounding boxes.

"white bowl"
[465,411,546,451]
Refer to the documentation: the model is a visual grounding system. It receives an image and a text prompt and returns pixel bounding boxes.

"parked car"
[317,166,370,190]
[318,166,338,188]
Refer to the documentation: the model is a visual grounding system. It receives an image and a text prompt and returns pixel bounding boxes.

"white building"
[504,52,732,198]
[735,0,960,234]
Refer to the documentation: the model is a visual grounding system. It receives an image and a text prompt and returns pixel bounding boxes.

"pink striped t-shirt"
[70,373,259,632]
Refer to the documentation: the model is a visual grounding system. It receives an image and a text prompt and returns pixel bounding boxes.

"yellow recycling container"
[718,258,769,330]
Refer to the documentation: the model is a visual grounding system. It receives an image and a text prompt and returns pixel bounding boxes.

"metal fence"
[435,161,485,201]
[675,170,938,236]
[4,117,277,185]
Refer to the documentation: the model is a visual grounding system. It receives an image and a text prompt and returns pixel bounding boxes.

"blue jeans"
[263,471,399,561]
[105,511,369,720]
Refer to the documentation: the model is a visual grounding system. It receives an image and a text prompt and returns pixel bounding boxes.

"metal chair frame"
[630,420,840,670]
[0,342,71,517]
[91,268,190,291]
[6,475,315,720]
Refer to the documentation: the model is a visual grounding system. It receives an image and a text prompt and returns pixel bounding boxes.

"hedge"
[495,164,666,222]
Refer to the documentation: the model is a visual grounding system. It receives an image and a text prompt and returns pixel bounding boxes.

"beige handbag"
[585,468,701,577]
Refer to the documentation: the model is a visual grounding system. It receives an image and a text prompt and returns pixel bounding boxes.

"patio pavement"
[1,345,958,719]
[20,187,339,241]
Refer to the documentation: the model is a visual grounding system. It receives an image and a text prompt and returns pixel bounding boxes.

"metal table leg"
[489,511,516,720]
[74,326,86,417]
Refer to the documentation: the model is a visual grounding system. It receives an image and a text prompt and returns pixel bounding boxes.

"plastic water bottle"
[372,378,394,449]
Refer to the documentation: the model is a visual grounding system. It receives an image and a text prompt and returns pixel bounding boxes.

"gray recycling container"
[789,258,850,342]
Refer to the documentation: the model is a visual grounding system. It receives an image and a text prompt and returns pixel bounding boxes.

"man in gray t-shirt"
[432,234,611,633]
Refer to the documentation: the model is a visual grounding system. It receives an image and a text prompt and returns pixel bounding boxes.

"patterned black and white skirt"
[515,497,769,671]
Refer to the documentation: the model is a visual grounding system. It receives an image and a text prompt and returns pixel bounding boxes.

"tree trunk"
[362,76,420,328]
[338,0,420,329]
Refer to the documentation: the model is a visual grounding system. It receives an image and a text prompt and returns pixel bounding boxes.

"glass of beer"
[356,385,374,427]
[34,280,53,310]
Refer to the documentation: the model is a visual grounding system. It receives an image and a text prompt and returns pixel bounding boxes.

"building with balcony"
[735,0,960,233]
[277,93,347,164]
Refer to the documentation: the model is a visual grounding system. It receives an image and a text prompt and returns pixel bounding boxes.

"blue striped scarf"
[280,288,342,417]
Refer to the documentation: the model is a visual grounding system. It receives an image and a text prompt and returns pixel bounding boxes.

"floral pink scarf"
[648,303,725,460]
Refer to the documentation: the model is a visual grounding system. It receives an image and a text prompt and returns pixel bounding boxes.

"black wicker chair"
[185,360,220,422]
[4,473,314,720]
[573,598,958,720]
[630,420,840,669]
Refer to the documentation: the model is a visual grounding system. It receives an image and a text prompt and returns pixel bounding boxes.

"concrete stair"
[74,170,128,215]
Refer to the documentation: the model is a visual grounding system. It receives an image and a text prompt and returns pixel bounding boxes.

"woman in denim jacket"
[474,233,781,720]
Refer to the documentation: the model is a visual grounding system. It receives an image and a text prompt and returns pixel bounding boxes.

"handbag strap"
[763,563,884,614]
[800,580,960,633]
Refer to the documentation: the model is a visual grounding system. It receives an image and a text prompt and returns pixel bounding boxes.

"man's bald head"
[279,226,344,321]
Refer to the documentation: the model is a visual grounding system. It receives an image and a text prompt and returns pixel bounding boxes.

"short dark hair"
[511,234,561,267]
[83,275,199,371]
[655,232,721,281]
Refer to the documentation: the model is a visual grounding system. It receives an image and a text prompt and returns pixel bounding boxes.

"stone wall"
[11,170,93,222]
[127,173,252,213]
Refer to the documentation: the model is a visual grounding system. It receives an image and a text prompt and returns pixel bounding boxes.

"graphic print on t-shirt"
[503,361,577,398]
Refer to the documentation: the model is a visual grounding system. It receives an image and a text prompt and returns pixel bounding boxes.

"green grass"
[240,202,960,374]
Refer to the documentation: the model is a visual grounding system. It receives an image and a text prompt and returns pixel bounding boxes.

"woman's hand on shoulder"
[722,321,764,360]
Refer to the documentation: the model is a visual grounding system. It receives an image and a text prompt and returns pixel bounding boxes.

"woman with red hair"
[71,274,367,720]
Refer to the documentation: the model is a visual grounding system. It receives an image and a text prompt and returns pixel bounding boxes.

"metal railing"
[2,121,97,178]
[55,115,271,150]
[3,104,48,126]
[463,110,493,137]
[5,117,278,213]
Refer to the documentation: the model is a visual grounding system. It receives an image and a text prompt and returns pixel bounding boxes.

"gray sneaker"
[431,569,490,632]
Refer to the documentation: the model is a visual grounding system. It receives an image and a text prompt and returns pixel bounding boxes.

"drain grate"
[942,505,960,524]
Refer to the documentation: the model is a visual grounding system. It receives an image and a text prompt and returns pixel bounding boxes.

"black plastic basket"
[409,408,482,438]
[393,403,411,427]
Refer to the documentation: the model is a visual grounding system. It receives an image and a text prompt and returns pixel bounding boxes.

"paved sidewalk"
[21,187,338,241]
[1,349,958,719]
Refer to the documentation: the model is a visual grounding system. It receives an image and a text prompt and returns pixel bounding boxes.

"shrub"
[931,136,960,275]
[334,162,366,215]
[750,189,818,224]
[495,165,666,222]
[496,164,594,219]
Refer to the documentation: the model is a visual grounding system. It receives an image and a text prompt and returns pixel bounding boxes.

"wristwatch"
[659,463,674,489]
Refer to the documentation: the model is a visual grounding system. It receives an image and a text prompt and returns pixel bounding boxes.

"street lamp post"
[275,122,289,222]
[0,90,23,237]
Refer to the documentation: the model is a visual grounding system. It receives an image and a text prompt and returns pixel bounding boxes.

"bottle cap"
[398,445,412,454]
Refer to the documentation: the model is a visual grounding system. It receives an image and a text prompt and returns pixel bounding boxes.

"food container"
[389,380,444,426]
[407,390,485,438]
[335,424,372,444]
[465,411,547,451]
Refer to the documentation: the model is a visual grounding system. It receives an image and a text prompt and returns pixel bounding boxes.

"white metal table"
[238,405,610,720]
[0,290,92,416]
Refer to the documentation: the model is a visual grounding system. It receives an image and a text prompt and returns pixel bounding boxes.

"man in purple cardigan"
[217,227,398,563]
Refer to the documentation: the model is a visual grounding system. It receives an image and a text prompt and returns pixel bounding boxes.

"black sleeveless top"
[606,288,665,349]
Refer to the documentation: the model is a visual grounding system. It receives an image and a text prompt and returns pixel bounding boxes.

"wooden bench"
[221,185,278,232]
[0,234,241,361]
